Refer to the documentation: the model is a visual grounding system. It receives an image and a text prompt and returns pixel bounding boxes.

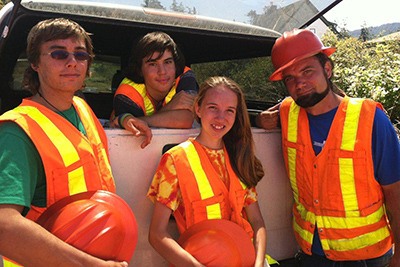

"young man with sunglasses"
[0,18,133,266]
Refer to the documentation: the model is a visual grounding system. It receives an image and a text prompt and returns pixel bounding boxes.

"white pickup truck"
[0,0,342,266]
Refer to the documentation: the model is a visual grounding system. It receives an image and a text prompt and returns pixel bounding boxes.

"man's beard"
[295,86,330,108]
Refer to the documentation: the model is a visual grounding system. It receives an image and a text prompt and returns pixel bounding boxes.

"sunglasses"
[45,50,92,61]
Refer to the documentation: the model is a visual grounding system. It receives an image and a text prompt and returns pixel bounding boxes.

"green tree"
[142,0,165,10]
[170,0,185,12]
[359,23,372,41]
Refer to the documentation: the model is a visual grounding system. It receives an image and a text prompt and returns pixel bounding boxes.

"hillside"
[349,22,400,38]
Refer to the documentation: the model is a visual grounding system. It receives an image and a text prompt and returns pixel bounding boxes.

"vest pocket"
[323,149,369,214]
[191,193,226,221]
[51,153,101,201]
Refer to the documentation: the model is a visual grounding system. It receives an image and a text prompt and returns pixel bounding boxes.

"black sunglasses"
[45,50,92,61]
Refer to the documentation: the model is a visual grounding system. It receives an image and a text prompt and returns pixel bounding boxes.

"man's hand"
[256,103,281,130]
[114,114,152,148]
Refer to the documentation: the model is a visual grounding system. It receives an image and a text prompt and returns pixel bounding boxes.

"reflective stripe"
[297,204,386,229]
[339,99,363,217]
[14,106,87,194]
[293,217,313,244]
[294,206,390,251]
[287,101,300,203]
[328,225,390,251]
[119,79,176,116]
[288,147,299,203]
[288,102,299,143]
[339,158,359,217]
[3,258,21,267]
[282,97,391,259]
[341,98,363,151]
[181,141,222,219]
[74,98,112,174]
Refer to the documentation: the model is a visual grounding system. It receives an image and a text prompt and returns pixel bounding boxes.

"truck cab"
[0,0,341,266]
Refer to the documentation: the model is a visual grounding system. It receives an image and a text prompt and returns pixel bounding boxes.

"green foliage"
[358,23,373,41]
[141,0,165,10]
[0,0,10,9]
[323,31,400,129]
[170,0,185,12]
[192,57,286,103]
[85,61,119,92]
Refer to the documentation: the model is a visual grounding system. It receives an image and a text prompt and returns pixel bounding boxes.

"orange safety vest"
[167,139,254,238]
[113,66,192,117]
[1,97,116,267]
[279,96,392,260]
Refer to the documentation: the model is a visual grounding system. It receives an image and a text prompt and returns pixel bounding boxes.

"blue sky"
[90,0,399,31]
[325,0,400,30]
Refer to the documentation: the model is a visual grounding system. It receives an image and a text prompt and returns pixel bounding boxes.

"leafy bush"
[323,31,400,130]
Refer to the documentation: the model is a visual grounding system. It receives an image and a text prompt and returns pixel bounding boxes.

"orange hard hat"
[36,190,138,262]
[177,219,255,267]
[269,28,336,81]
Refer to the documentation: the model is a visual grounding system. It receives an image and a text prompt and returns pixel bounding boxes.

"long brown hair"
[195,76,264,187]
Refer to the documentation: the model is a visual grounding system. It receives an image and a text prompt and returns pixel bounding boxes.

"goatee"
[295,86,330,108]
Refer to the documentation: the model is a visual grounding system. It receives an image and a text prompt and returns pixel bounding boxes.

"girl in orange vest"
[147,76,268,266]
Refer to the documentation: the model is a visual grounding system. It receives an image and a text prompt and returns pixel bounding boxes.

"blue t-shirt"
[308,107,400,255]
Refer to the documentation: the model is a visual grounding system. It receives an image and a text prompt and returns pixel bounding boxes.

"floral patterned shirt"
[147,142,257,217]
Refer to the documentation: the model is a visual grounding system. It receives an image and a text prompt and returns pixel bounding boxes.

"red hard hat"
[36,190,138,262]
[177,219,256,267]
[269,28,336,81]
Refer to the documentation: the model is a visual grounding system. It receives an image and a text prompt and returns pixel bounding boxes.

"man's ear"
[324,61,333,79]
[31,63,38,71]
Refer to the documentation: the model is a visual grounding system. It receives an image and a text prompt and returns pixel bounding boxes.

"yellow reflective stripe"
[339,158,359,217]
[182,142,222,219]
[206,204,222,220]
[3,259,21,267]
[299,205,385,229]
[295,205,388,250]
[73,98,112,173]
[239,180,247,190]
[294,217,314,244]
[288,147,299,203]
[287,102,300,143]
[286,101,300,203]
[164,85,176,103]
[15,106,87,194]
[339,99,363,216]
[68,167,86,195]
[327,225,391,251]
[122,79,154,115]
[341,98,363,151]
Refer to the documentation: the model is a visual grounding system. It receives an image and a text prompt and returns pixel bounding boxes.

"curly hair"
[195,76,265,187]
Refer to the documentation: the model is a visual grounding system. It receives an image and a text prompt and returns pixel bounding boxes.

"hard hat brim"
[269,46,336,81]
